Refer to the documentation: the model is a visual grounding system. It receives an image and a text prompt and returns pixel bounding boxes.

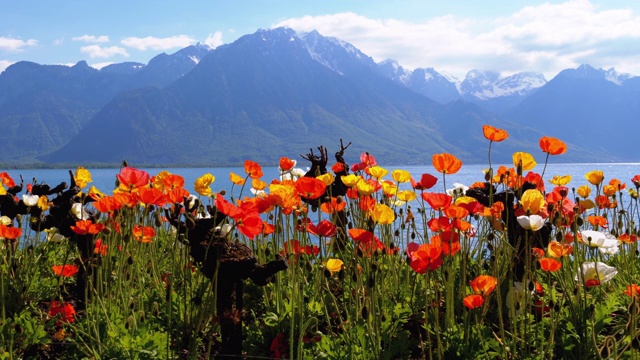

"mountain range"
[0,27,638,167]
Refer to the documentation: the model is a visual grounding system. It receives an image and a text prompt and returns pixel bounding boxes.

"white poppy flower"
[45,227,67,242]
[446,183,469,197]
[576,262,617,287]
[517,215,546,231]
[579,230,620,255]
[71,202,90,220]
[22,194,39,207]
[0,215,11,226]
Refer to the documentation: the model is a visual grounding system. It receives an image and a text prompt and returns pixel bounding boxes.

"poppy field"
[1,128,640,359]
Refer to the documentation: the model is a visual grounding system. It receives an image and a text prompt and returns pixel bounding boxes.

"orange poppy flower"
[411,173,438,190]
[138,186,167,207]
[427,217,452,232]
[0,224,22,240]
[113,192,139,208]
[358,195,376,212]
[279,157,295,171]
[0,172,16,188]
[532,247,545,258]
[237,213,263,240]
[132,225,156,243]
[281,240,319,256]
[215,193,243,219]
[482,125,509,142]
[295,177,327,200]
[349,228,374,244]
[625,284,640,297]
[71,220,105,235]
[165,187,190,204]
[93,195,122,213]
[469,275,497,296]
[463,294,485,309]
[421,192,452,211]
[587,215,608,228]
[432,153,462,174]
[406,242,443,273]
[539,136,567,155]
[444,205,469,219]
[244,160,263,179]
[548,241,573,257]
[539,257,562,272]
[52,264,79,277]
[320,197,346,214]
[116,167,150,192]
[431,232,461,256]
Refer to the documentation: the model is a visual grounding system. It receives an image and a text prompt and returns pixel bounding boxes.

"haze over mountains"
[0,27,637,167]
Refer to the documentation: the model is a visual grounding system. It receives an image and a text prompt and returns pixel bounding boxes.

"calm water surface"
[2,163,640,196]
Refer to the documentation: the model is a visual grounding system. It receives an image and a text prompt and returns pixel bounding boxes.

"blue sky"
[2,0,640,79]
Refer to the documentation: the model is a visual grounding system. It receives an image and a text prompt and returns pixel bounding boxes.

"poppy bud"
[576,217,584,227]
[361,306,369,319]
[352,272,358,282]
[555,232,563,242]
[487,233,495,241]
[103,227,112,235]
[368,275,375,288]
[356,248,363,258]
[154,211,163,227]
[127,256,134,266]
[219,190,226,196]
[338,269,345,281]
[394,229,400,237]
[485,168,493,181]
[323,269,331,278]
[411,232,416,240]
[264,247,271,257]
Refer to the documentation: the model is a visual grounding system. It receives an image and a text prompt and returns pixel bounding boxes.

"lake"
[2,162,640,197]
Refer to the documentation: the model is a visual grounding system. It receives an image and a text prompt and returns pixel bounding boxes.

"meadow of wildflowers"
[1,128,640,359]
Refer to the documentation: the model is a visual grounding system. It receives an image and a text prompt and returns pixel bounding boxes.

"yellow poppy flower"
[316,173,335,186]
[229,172,246,185]
[37,196,50,211]
[369,203,395,224]
[194,173,215,196]
[326,259,344,274]
[396,190,417,202]
[252,178,267,191]
[341,174,361,187]
[585,170,604,186]
[356,180,375,196]
[392,169,412,183]
[74,166,92,189]
[577,185,591,199]
[512,152,536,171]
[548,175,572,186]
[382,182,398,196]
[368,166,388,180]
[520,189,545,214]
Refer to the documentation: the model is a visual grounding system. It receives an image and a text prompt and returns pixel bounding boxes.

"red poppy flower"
[307,219,336,237]
[94,238,109,255]
[71,220,105,235]
[411,173,438,190]
[282,240,319,256]
[165,187,190,204]
[482,125,509,142]
[331,162,345,174]
[432,153,462,174]
[463,294,485,309]
[117,167,150,191]
[539,257,562,272]
[358,195,376,212]
[444,205,469,219]
[431,232,461,256]
[244,160,263,179]
[295,177,327,200]
[215,193,243,219]
[49,301,76,324]
[427,217,452,232]
[52,264,79,277]
[539,136,567,155]
[279,157,295,171]
[0,224,22,240]
[421,192,452,211]
[133,225,156,243]
[349,228,374,243]
[237,213,263,240]
[406,242,443,273]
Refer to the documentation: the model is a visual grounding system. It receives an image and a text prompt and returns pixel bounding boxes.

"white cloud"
[204,32,223,49]
[80,45,129,58]
[0,36,37,51]
[121,35,195,51]
[72,34,109,43]
[273,0,640,78]
[52,38,64,46]
[0,60,15,73]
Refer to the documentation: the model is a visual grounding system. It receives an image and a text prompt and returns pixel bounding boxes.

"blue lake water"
[2,163,640,196]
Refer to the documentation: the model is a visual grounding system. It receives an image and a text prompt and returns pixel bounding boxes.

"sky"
[2,0,640,80]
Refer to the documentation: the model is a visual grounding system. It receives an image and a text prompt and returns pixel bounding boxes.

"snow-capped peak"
[460,70,546,99]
